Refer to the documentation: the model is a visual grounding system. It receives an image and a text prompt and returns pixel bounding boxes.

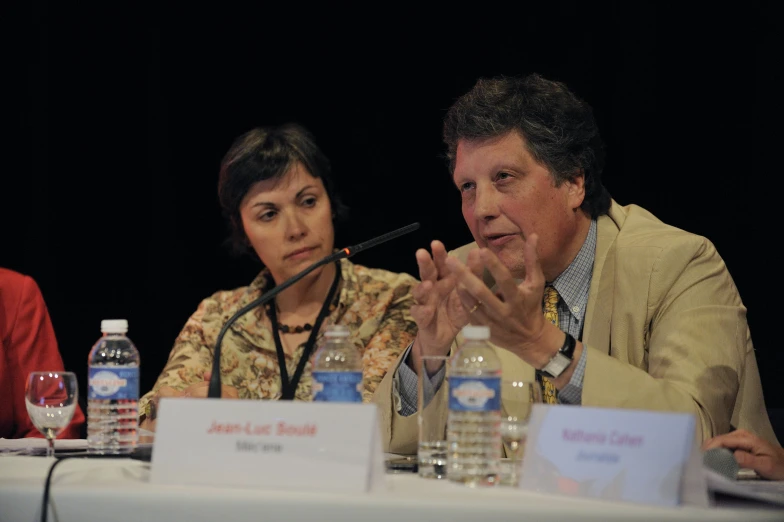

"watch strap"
[540,333,577,378]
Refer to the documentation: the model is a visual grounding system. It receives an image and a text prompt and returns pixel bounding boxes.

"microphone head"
[703,447,739,480]
[346,222,420,257]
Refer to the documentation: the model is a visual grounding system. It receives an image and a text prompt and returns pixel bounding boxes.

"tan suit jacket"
[373,200,778,454]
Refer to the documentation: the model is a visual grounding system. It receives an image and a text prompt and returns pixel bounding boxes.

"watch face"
[543,353,571,378]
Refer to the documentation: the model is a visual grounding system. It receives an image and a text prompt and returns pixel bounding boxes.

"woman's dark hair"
[443,73,611,218]
[217,122,349,259]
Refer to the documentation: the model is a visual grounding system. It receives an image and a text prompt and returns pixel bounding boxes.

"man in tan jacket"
[373,73,778,455]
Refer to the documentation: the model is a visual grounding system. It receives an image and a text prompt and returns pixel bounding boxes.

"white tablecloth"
[0,456,782,522]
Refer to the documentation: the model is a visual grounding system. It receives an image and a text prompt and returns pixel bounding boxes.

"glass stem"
[46,437,55,458]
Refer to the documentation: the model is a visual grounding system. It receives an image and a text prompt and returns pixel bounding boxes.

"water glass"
[499,378,542,486]
[417,354,450,479]
[25,371,78,457]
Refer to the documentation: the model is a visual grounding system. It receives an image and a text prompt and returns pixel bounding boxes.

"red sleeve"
[1,273,85,438]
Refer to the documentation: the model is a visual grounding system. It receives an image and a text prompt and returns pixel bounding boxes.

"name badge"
[519,405,707,507]
[150,398,386,493]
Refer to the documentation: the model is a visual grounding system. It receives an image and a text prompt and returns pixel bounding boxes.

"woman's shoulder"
[191,282,259,318]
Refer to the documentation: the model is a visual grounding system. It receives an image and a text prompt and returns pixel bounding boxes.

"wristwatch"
[540,333,577,379]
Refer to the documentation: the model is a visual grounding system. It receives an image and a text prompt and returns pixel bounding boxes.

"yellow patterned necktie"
[540,285,560,404]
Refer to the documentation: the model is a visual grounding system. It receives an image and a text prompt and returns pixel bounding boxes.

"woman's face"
[239,162,335,283]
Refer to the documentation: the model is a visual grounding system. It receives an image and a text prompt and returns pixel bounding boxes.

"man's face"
[453,130,586,281]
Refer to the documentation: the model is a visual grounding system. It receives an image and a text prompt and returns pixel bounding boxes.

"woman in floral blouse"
[139,123,418,430]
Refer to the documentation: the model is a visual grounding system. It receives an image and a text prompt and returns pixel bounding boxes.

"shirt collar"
[552,219,597,314]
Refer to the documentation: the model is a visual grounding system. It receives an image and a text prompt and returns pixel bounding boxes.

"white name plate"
[520,405,706,507]
[150,398,386,493]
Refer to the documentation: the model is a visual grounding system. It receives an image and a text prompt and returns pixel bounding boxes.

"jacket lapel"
[582,201,624,353]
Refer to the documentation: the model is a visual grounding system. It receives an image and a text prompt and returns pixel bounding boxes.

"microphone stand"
[207,222,420,398]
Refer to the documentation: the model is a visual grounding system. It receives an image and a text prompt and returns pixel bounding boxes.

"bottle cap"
[101,319,129,334]
[324,324,350,337]
[462,324,490,340]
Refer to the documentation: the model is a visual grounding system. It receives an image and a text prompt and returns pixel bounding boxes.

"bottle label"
[311,371,363,402]
[449,376,501,411]
[88,366,140,400]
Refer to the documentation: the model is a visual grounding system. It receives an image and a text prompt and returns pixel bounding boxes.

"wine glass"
[499,379,543,486]
[25,371,78,457]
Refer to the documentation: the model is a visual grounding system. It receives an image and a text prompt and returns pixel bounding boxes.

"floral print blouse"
[138,258,418,422]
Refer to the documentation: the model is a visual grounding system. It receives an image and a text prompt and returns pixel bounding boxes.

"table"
[0,456,782,522]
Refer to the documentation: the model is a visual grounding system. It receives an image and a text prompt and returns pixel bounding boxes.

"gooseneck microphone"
[207,222,421,398]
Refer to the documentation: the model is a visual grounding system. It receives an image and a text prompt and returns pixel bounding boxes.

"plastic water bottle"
[311,324,364,402]
[87,319,140,454]
[447,324,502,486]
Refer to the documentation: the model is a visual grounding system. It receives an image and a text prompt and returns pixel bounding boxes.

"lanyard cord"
[268,262,341,400]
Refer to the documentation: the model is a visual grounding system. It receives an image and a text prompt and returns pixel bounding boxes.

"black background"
[4,3,781,425]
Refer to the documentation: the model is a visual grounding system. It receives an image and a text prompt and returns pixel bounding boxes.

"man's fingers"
[416,249,438,283]
[478,248,520,303]
[412,280,433,304]
[410,303,436,325]
[466,249,484,280]
[733,451,759,470]
[414,241,459,308]
[522,233,544,288]
[431,241,451,277]
[432,273,457,297]
[463,295,491,324]
[445,256,498,309]
[414,268,457,305]
[455,283,492,320]
[733,451,780,480]
[702,429,759,452]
